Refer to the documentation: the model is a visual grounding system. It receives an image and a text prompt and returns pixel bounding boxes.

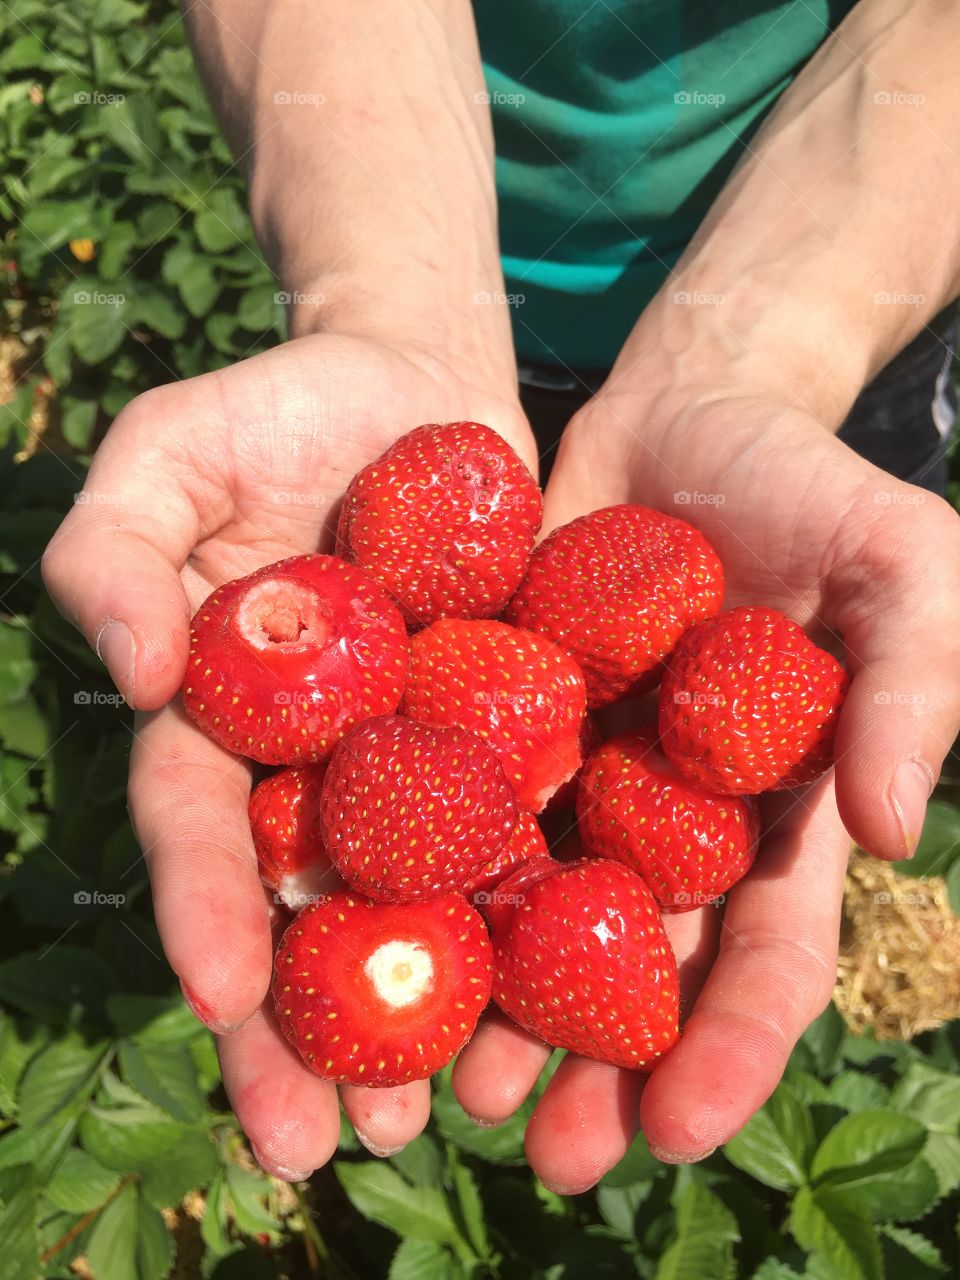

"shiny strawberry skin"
[489,858,680,1069]
[182,555,408,766]
[463,810,548,902]
[399,619,587,811]
[273,891,492,1086]
[249,765,343,910]
[337,421,542,627]
[504,504,724,708]
[659,606,849,794]
[577,732,759,911]
[320,715,518,902]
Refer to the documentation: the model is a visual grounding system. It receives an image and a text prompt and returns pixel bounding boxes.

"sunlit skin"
[43,0,960,1191]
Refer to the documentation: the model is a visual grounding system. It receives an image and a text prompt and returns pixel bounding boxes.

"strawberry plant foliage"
[0,0,959,1276]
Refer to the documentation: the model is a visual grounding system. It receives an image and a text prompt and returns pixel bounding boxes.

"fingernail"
[96,620,136,702]
[890,760,934,858]
[466,1113,503,1130]
[650,1146,716,1165]
[250,1142,313,1183]
[180,981,244,1035]
[355,1133,404,1158]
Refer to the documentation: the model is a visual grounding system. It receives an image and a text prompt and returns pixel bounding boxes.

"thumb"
[831,491,960,861]
[42,423,199,711]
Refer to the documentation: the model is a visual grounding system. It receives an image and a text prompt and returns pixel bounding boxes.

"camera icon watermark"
[674,90,726,107]
[273,90,326,107]
[74,91,125,106]
[873,690,925,707]
[275,290,325,306]
[673,289,725,307]
[673,690,726,707]
[473,290,525,307]
[474,90,526,107]
[73,491,126,506]
[473,889,526,907]
[674,490,726,507]
[874,890,927,906]
[74,690,126,707]
[873,90,925,107]
[72,289,125,307]
[873,290,925,307]
[671,890,725,907]
[874,489,926,506]
[74,890,126,907]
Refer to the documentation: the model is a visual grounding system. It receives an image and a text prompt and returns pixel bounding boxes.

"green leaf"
[656,1181,739,1280]
[923,1131,960,1199]
[79,1104,192,1173]
[890,1062,960,1132]
[792,1003,845,1077]
[790,1185,882,1280]
[135,200,182,245]
[388,1238,459,1280]
[236,282,280,332]
[0,623,35,705]
[880,1224,946,1280]
[894,800,960,880]
[66,289,129,363]
[0,1012,47,1116]
[0,1114,77,1182]
[811,1110,928,1208]
[130,284,186,339]
[139,1128,219,1207]
[107,994,203,1047]
[17,1033,106,1126]
[59,397,98,450]
[194,188,249,252]
[86,1181,174,1280]
[45,1147,120,1213]
[0,944,117,1024]
[827,1072,890,1113]
[946,859,960,915]
[18,199,97,267]
[389,1134,444,1187]
[0,1172,39,1280]
[200,1171,231,1257]
[118,1040,204,1122]
[596,1181,652,1238]
[225,1166,280,1236]
[176,258,220,318]
[335,1161,465,1246]
[99,96,162,170]
[98,221,137,279]
[723,1083,814,1190]
[451,1158,488,1259]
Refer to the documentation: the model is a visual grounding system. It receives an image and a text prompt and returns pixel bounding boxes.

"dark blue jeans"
[520,305,958,495]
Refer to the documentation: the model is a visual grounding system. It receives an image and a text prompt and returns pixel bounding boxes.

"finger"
[524,904,719,1192]
[218,1005,340,1180]
[452,1008,553,1124]
[340,1081,431,1156]
[640,777,848,1162]
[41,389,209,709]
[129,703,273,1031]
[526,1058,642,1194]
[829,489,960,860]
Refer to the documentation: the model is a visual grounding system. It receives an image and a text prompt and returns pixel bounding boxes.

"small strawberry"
[249,766,342,910]
[399,619,587,811]
[273,890,492,1086]
[489,858,680,1069]
[504,504,724,708]
[658,605,848,793]
[463,810,548,902]
[182,555,407,765]
[576,732,759,911]
[320,715,518,901]
[337,421,542,627]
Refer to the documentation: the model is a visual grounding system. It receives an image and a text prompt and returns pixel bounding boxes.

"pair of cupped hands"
[42,329,960,1191]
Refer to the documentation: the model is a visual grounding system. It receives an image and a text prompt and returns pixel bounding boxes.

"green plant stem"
[39,1174,135,1263]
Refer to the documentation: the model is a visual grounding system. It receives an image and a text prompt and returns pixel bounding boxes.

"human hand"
[42,332,534,1178]
[453,383,960,1190]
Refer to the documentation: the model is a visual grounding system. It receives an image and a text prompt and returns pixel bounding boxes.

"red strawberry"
[463,810,548,901]
[249,766,343,910]
[659,605,848,793]
[320,715,518,901]
[504,505,724,708]
[273,890,492,1086]
[543,713,601,812]
[489,858,680,1069]
[182,555,407,765]
[399,619,587,811]
[576,732,759,911]
[337,421,542,627]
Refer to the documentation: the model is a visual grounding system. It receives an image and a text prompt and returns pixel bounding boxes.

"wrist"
[609,270,870,433]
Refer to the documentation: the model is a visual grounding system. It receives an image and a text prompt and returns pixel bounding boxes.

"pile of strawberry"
[182,422,848,1088]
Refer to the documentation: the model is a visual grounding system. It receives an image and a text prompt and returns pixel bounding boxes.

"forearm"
[616,0,960,427]
[182,0,515,388]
